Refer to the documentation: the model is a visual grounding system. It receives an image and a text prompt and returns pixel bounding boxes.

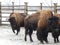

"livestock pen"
[0,2,59,25]
[0,2,60,45]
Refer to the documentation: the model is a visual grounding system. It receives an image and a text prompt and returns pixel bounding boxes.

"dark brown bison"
[9,13,26,35]
[24,11,40,42]
[48,16,59,43]
[48,14,60,43]
[36,10,53,43]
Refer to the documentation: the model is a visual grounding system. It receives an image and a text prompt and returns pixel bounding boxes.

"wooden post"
[24,2,28,15]
[54,3,57,14]
[12,2,14,13]
[0,2,1,25]
[40,3,42,10]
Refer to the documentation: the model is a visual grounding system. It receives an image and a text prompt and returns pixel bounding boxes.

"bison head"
[48,16,59,26]
[9,17,17,30]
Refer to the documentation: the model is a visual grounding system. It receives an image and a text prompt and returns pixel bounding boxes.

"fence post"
[40,3,42,10]
[54,3,57,14]
[0,2,1,25]
[24,2,28,15]
[12,2,14,13]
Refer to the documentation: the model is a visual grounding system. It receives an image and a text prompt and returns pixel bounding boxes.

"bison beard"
[48,16,60,43]
[9,17,20,35]
[36,27,48,44]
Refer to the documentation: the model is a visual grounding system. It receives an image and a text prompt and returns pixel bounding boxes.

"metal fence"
[0,2,60,25]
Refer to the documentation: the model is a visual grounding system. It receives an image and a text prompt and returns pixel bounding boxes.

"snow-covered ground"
[0,26,60,45]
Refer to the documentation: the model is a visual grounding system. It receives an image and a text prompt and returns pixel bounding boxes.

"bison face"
[48,16,59,31]
[9,17,17,29]
[48,16,59,26]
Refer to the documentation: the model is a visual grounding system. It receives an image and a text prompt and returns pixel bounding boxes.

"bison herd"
[8,10,60,44]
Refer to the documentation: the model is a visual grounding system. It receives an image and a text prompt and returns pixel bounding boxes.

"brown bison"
[9,13,26,35]
[24,11,40,42]
[36,10,53,43]
[48,14,60,43]
[48,15,59,43]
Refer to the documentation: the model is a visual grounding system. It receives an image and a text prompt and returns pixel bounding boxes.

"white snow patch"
[0,26,60,45]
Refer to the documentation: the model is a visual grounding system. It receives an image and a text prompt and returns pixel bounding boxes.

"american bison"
[24,12,40,42]
[48,16,59,43]
[48,14,60,43]
[9,13,26,35]
[36,10,53,43]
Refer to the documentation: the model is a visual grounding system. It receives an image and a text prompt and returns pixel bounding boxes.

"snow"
[0,26,60,45]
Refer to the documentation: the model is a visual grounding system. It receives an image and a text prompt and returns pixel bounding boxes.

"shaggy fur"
[24,12,40,42]
[50,14,60,43]
[9,13,26,35]
[37,10,53,43]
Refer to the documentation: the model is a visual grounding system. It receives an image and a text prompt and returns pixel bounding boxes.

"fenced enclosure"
[0,2,60,25]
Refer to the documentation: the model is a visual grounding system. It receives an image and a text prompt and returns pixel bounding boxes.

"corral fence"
[0,2,59,25]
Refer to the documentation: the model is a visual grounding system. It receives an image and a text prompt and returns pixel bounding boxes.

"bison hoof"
[31,40,33,42]
[54,41,57,43]
[57,40,59,43]
[25,39,27,41]
[16,33,18,35]
[40,40,44,44]
[24,38,27,41]
[30,39,33,42]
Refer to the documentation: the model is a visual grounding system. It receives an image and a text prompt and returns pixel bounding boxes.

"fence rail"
[0,2,60,25]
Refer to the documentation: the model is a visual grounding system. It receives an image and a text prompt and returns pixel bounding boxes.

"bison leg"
[52,34,57,43]
[54,38,57,43]
[40,40,44,44]
[12,30,15,34]
[44,37,48,43]
[25,28,28,41]
[29,29,33,42]
[16,28,20,35]
[41,32,48,43]
[12,28,15,34]
[57,36,59,42]
[54,37,59,43]
[52,32,59,43]
[43,31,48,43]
